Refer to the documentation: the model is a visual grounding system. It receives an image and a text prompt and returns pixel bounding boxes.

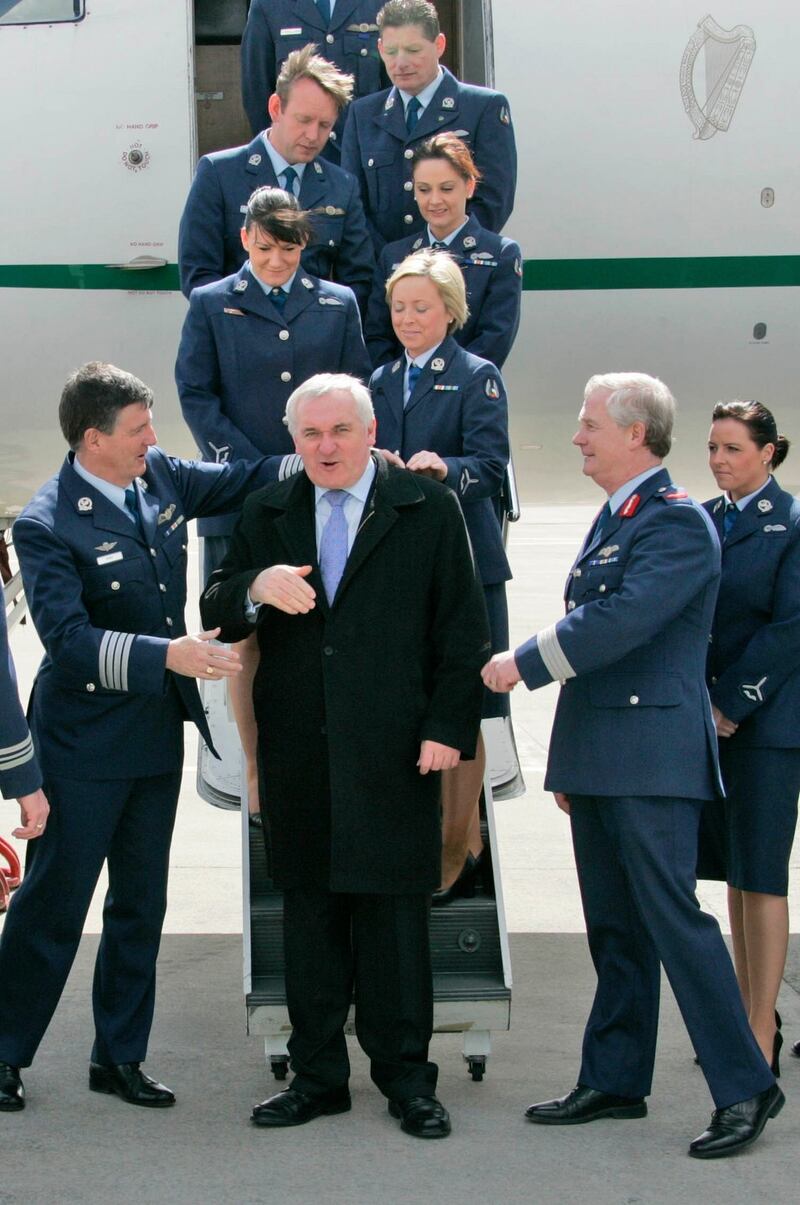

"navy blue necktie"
[406,96,422,133]
[270,286,287,311]
[124,486,143,536]
[431,240,447,250]
[315,0,332,25]
[592,501,612,543]
[723,501,739,539]
[406,362,422,404]
[281,165,298,197]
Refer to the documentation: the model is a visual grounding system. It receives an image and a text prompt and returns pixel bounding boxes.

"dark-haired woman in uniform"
[370,249,511,901]
[701,400,800,1074]
[364,133,522,369]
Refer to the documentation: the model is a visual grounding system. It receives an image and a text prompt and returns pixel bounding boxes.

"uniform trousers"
[0,771,181,1068]
[282,888,437,1102]
[569,794,774,1109]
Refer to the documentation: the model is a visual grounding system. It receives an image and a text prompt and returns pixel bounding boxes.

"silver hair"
[584,372,675,458]
[284,373,374,435]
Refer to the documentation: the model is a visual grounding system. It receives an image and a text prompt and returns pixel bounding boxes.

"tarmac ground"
[2,507,798,1204]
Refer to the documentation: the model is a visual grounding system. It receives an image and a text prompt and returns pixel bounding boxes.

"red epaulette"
[664,489,688,500]
[619,493,641,518]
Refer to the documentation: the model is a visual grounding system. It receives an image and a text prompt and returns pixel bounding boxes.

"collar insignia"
[463,236,476,249]
[314,160,323,174]
[757,498,773,513]
[77,496,93,512]
[619,493,641,517]
[247,154,261,166]
[233,278,248,292]
[301,277,314,289]
[713,499,723,512]
[442,96,455,109]
[431,357,445,373]
[412,237,424,250]
[392,359,402,373]
[385,95,395,110]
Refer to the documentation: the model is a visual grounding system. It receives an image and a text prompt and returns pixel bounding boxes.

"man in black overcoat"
[200,372,489,1138]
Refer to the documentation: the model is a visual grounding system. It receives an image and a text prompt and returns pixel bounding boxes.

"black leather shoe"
[791,1038,800,1058]
[0,1062,24,1112]
[525,1085,647,1124]
[89,1061,175,1108]
[689,1083,785,1159]
[251,1085,351,1127]
[388,1095,451,1138]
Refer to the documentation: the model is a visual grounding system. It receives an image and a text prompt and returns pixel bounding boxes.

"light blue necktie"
[281,165,298,197]
[315,0,332,25]
[723,501,739,540]
[406,96,422,133]
[320,490,349,603]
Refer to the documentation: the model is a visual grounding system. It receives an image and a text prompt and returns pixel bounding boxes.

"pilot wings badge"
[680,15,756,141]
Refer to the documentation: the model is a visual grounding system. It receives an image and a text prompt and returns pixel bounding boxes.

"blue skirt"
[482,582,510,720]
[697,744,800,895]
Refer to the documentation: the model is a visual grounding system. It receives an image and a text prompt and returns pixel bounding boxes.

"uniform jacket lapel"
[374,87,410,142]
[403,336,454,417]
[329,0,361,31]
[293,0,327,33]
[283,272,319,323]
[228,266,285,325]
[573,468,672,569]
[724,477,782,548]
[414,68,461,141]
[298,159,328,210]
[60,458,140,543]
[244,135,280,185]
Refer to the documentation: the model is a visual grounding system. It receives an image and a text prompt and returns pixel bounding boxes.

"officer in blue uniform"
[370,249,509,899]
[179,44,373,309]
[698,400,800,1077]
[483,373,783,1159]
[365,216,522,369]
[242,1,387,160]
[341,1,516,251]
[176,188,371,556]
[0,362,288,1112]
[369,334,509,594]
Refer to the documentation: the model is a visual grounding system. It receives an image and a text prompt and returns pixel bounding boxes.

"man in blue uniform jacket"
[483,373,783,1159]
[341,1,517,250]
[0,362,288,1113]
[179,44,373,309]
[241,1,387,158]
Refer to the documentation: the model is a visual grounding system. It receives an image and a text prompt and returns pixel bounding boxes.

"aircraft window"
[0,0,85,24]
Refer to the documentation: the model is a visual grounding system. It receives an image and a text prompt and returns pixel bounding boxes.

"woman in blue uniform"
[364,133,522,369]
[369,249,511,901]
[701,400,799,1074]
[176,186,371,820]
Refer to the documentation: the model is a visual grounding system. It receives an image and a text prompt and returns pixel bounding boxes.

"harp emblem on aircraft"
[680,15,756,140]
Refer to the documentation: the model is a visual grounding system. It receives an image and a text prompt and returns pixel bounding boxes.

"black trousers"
[282,888,437,1101]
